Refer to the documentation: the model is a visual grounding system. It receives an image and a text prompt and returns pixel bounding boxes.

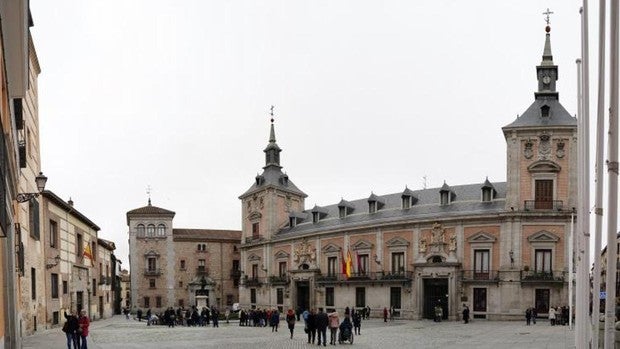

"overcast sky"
[30,1,608,269]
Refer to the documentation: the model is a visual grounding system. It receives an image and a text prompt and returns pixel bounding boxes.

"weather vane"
[146,185,152,204]
[270,105,275,123]
[543,8,553,26]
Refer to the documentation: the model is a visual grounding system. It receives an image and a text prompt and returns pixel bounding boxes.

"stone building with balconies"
[238,24,576,320]
[126,202,241,313]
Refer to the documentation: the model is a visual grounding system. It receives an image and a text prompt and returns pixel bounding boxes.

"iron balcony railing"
[461,270,499,282]
[144,268,161,276]
[269,275,290,285]
[524,200,564,211]
[520,270,565,282]
[244,236,264,244]
[315,271,413,284]
[244,276,264,287]
[195,267,209,276]
[230,269,241,278]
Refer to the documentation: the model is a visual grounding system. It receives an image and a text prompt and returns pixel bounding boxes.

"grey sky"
[30,1,591,268]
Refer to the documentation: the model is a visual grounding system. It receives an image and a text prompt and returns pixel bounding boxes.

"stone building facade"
[95,238,116,319]
[238,26,577,320]
[126,202,241,312]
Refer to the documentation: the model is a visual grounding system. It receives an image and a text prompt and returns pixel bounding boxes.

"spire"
[541,26,554,66]
[263,106,282,168]
[535,10,558,100]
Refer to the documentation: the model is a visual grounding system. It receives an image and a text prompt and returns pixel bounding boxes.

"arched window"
[157,224,166,236]
[147,224,155,237]
[137,224,145,236]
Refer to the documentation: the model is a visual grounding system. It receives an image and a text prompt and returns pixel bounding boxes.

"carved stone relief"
[556,141,565,159]
[524,140,534,159]
[293,239,317,268]
[538,133,551,160]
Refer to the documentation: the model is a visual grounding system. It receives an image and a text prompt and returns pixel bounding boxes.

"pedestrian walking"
[328,311,339,345]
[316,308,328,347]
[270,309,280,332]
[78,309,90,349]
[462,304,470,324]
[383,307,388,322]
[307,309,317,344]
[532,307,537,324]
[137,308,143,322]
[63,310,80,349]
[352,310,361,334]
[286,309,296,339]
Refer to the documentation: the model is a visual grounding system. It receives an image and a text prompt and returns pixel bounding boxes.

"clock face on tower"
[542,75,551,84]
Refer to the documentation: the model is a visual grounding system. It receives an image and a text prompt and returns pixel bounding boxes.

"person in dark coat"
[212,307,219,327]
[307,309,317,344]
[316,308,329,347]
[462,304,470,324]
[63,310,80,349]
[525,307,532,325]
[270,309,280,332]
[286,309,296,339]
[352,311,361,334]
[137,308,143,322]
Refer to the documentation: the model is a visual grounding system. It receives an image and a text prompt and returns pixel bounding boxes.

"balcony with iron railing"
[195,267,209,276]
[144,268,161,276]
[315,271,413,284]
[230,269,242,278]
[244,276,264,287]
[461,270,499,283]
[524,200,564,211]
[520,270,565,283]
[269,275,290,285]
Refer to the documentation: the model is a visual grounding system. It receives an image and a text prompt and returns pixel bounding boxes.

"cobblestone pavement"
[24,316,575,349]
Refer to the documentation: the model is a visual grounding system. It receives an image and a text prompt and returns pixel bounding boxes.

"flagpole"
[575,56,587,347]
[592,0,607,345]
[604,0,619,347]
[569,211,575,330]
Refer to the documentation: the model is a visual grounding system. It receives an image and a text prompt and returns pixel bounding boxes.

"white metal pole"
[581,2,594,346]
[569,211,575,330]
[576,56,587,347]
[592,0,607,346]
[604,0,619,347]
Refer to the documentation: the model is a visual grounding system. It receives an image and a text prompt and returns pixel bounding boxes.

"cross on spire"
[270,105,275,123]
[543,8,554,26]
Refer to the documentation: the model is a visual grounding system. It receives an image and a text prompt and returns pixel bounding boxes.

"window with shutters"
[51,273,59,298]
[534,180,554,209]
[49,220,58,248]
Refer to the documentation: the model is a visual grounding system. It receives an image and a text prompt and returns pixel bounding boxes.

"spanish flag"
[345,250,352,278]
[83,243,93,260]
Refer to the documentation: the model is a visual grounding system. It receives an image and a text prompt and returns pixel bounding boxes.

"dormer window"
[541,105,550,118]
[440,192,450,205]
[339,207,346,218]
[402,196,411,209]
[255,175,264,186]
[289,217,297,227]
[367,193,384,213]
[338,199,354,219]
[482,188,492,202]
[481,178,496,203]
[369,201,377,213]
[280,174,289,186]
[312,212,319,223]
[439,182,453,206]
[311,205,328,223]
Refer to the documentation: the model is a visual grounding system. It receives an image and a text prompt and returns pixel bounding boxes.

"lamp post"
[16,172,47,203]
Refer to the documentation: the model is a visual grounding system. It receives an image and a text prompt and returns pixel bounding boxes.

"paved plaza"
[23,316,575,349]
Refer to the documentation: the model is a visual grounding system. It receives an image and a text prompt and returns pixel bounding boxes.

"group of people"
[62,309,90,349]
[525,305,569,326]
[126,306,225,327]
[302,307,361,346]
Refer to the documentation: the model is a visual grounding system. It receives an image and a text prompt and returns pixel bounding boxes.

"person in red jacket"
[78,310,90,349]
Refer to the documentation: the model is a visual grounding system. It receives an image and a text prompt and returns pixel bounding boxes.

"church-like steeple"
[263,118,282,168]
[535,23,559,99]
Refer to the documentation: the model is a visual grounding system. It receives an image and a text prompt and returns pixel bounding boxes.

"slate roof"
[42,190,100,231]
[173,228,241,242]
[239,166,307,198]
[126,202,176,225]
[276,181,507,238]
[503,98,577,129]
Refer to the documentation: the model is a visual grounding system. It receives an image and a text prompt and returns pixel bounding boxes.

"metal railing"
[230,269,241,278]
[520,270,565,282]
[524,200,564,211]
[461,270,499,282]
[315,271,413,283]
[245,277,263,287]
[244,236,264,244]
[269,275,290,285]
[144,268,161,276]
[195,267,209,276]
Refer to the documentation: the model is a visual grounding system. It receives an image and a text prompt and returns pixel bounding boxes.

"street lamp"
[16,172,47,203]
